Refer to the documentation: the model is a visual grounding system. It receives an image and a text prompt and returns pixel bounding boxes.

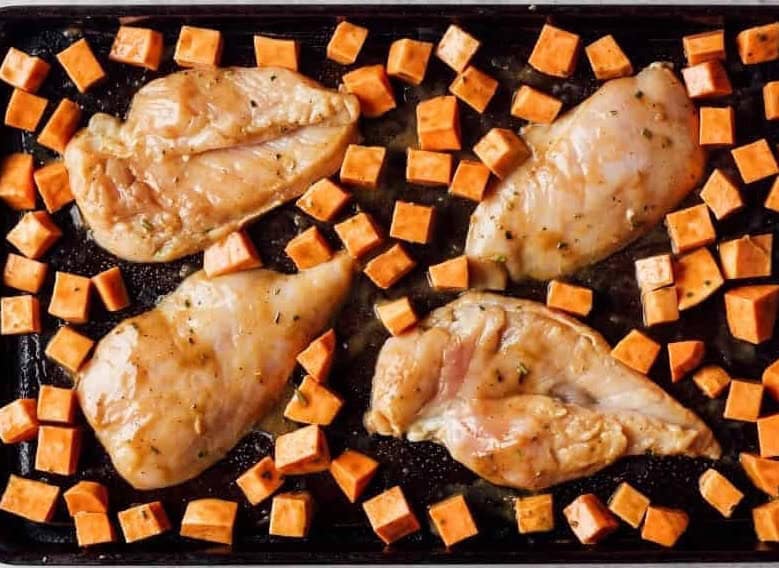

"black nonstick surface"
[1,3,779,564]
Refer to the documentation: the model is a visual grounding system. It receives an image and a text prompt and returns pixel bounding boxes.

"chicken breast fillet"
[64,67,360,262]
[365,293,720,491]
[466,64,705,285]
[77,254,353,490]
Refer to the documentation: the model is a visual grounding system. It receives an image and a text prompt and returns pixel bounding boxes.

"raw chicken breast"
[365,293,719,491]
[77,253,353,490]
[64,67,360,262]
[466,64,705,285]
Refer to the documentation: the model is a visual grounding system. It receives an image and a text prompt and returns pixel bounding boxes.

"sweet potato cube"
[406,149,452,186]
[759,414,779,457]
[63,481,109,515]
[254,36,299,71]
[635,254,673,292]
[719,234,772,280]
[7,211,62,259]
[118,502,171,543]
[49,271,91,324]
[180,498,238,545]
[0,47,50,93]
[428,255,469,291]
[449,159,490,202]
[5,88,48,131]
[473,128,530,179]
[339,144,386,188]
[285,227,333,270]
[435,24,480,73]
[284,375,344,426]
[236,456,284,505]
[297,329,336,382]
[174,26,222,67]
[376,297,418,336]
[37,98,81,154]
[668,340,705,383]
[699,168,743,220]
[364,244,416,289]
[269,491,312,537]
[608,482,649,528]
[342,65,395,118]
[764,81,779,120]
[699,106,734,146]
[1,295,41,335]
[0,398,38,443]
[740,453,779,496]
[737,22,779,65]
[763,359,779,401]
[0,153,35,210]
[296,178,351,222]
[665,204,715,253]
[334,212,383,258]
[387,38,433,85]
[3,254,46,294]
[45,325,94,373]
[724,284,779,344]
[0,474,59,523]
[641,506,689,547]
[56,39,105,93]
[611,329,660,374]
[363,485,420,544]
[327,21,368,65]
[767,176,779,212]
[699,468,743,518]
[274,424,330,474]
[754,500,779,541]
[683,30,726,65]
[693,365,731,399]
[390,200,434,244]
[510,85,562,124]
[732,139,779,183]
[563,493,618,544]
[642,286,679,327]
[109,26,163,71]
[416,95,461,151]
[429,494,478,547]
[329,449,379,503]
[546,280,593,317]
[37,384,77,423]
[528,24,580,78]
[585,34,632,80]
[35,424,80,475]
[203,231,261,278]
[92,266,130,312]
[449,66,498,113]
[681,60,732,99]
[673,248,724,311]
[724,380,764,422]
[34,162,73,214]
[75,512,116,547]
[515,494,554,534]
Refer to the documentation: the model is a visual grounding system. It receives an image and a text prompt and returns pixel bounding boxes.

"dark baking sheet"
[2,3,779,564]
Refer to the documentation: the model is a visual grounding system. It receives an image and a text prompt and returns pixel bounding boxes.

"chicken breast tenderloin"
[64,67,360,262]
[365,293,720,491]
[466,64,705,285]
[77,253,353,490]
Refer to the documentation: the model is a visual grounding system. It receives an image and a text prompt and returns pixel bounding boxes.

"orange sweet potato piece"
[297,329,336,382]
[45,325,94,373]
[763,358,779,401]
[334,213,383,259]
[92,266,130,312]
[608,482,650,528]
[35,425,80,475]
[75,512,116,547]
[673,248,724,311]
[546,280,593,317]
[203,230,262,278]
[473,128,530,179]
[339,144,386,188]
[363,485,421,544]
[0,398,38,443]
[117,501,171,543]
[693,365,731,399]
[4,88,48,131]
[329,449,379,503]
[699,468,743,518]
[180,498,238,545]
[753,500,779,542]
[254,35,299,71]
[642,286,679,327]
[515,494,554,534]
[429,494,478,547]
[510,85,563,124]
[585,34,633,80]
[0,474,59,523]
[390,200,435,244]
[363,244,416,289]
[6,210,62,259]
[724,284,779,344]
[283,375,344,426]
[296,178,351,222]
[48,271,91,324]
[428,255,469,291]
[37,384,77,424]
[387,38,433,85]
[563,493,618,544]
[449,66,498,113]
[3,253,46,294]
[665,204,715,253]
[435,24,480,73]
[375,297,418,336]
[759,414,779,457]
[449,159,491,202]
[724,380,764,422]
[667,340,704,382]
[731,139,779,184]
[634,254,673,291]
[63,481,109,515]
[37,98,81,154]
[1,295,41,335]
[56,39,105,93]
[416,95,461,151]
[406,149,452,186]
[342,65,396,118]
[236,456,285,506]
[765,81,779,120]
[284,227,333,270]
[681,60,732,99]
[719,234,772,280]
[274,424,330,474]
[699,168,743,220]
[683,30,726,65]
[174,26,222,67]
[0,153,35,210]
[641,506,689,547]
[326,21,368,65]
[0,47,50,93]
[699,106,734,146]
[34,162,74,214]
[269,491,313,537]
[737,22,779,65]
[109,26,164,70]
[740,452,779,497]
[528,24,581,78]
[611,329,660,374]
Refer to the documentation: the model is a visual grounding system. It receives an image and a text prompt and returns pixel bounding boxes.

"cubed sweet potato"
[269,491,313,537]
[254,35,299,71]
[668,340,704,382]
[736,22,779,65]
[635,254,674,292]
[759,414,779,457]
[683,30,726,65]
[387,38,433,85]
[3,253,46,294]
[681,60,732,99]
[449,66,498,113]
[92,266,130,312]
[673,248,724,311]
[56,38,105,93]
[274,424,330,474]
[585,34,633,80]
[283,375,344,426]
[174,26,222,67]
[642,286,679,327]
[731,139,779,184]
[753,500,779,542]
[719,234,772,280]
[329,449,379,503]
[611,329,660,374]
[236,456,285,506]
[75,512,116,547]
[390,200,435,244]
[180,498,238,545]
[765,81,779,120]
[339,144,386,188]
[34,162,73,214]
[546,280,593,317]
[528,24,581,78]
[117,501,171,543]
[724,284,779,344]
[510,85,563,124]
[406,148,453,187]
[473,128,530,179]
[342,65,396,118]
[297,329,336,382]
[49,271,91,324]
[45,325,94,373]
[724,380,764,422]
[0,474,59,523]
[428,494,478,547]
[0,47,50,93]
[37,384,77,424]
[363,244,416,289]
[699,106,734,146]
[35,424,80,475]
[449,159,491,202]
[608,482,650,529]
[109,26,164,70]
[363,485,420,544]
[515,494,554,534]
[63,481,109,515]
[0,153,35,210]
[699,168,743,220]
[375,297,418,336]
[767,176,779,212]
[740,452,779,497]
[435,24,480,72]
[4,88,48,131]
[6,210,62,259]
[326,21,368,65]
[1,295,41,335]
[563,493,618,544]
[0,398,38,443]
[296,178,351,222]
[699,468,743,518]
[416,95,461,151]
[641,506,689,547]
[693,365,731,399]
[37,98,81,154]
[428,255,469,291]
[203,230,262,278]
[284,226,333,270]
[665,204,716,253]
[763,358,779,401]
[334,212,383,259]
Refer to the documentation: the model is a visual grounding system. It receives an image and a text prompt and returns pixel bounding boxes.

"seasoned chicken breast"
[466,64,705,285]
[77,254,353,490]
[365,293,719,491]
[64,67,360,262]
